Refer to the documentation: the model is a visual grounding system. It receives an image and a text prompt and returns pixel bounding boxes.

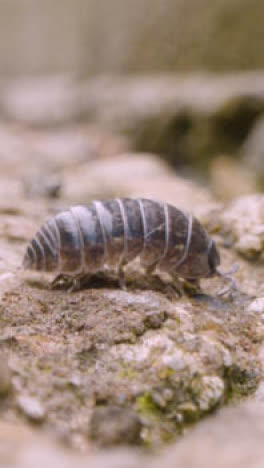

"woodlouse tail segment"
[23,222,59,272]
[216,264,239,296]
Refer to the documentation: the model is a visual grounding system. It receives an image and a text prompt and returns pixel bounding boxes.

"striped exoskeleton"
[23,198,236,295]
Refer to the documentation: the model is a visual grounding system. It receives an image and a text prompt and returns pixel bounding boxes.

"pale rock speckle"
[248,297,264,314]
[193,375,225,412]
[17,395,46,423]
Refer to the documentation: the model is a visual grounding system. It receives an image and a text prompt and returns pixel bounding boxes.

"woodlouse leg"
[163,284,182,300]
[170,273,202,297]
[68,273,94,292]
[183,278,201,296]
[68,276,81,293]
[169,275,185,297]
[147,266,183,299]
[50,274,71,289]
[51,273,82,291]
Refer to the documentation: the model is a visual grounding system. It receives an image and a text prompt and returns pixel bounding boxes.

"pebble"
[161,350,187,371]
[194,376,225,412]
[236,234,262,258]
[16,395,46,423]
[247,297,264,314]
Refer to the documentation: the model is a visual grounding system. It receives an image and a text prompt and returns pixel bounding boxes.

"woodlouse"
[23,198,235,294]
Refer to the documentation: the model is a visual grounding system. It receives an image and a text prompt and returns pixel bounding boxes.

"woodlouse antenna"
[215,264,239,296]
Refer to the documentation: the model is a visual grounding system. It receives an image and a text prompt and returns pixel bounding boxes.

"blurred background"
[0,0,263,208]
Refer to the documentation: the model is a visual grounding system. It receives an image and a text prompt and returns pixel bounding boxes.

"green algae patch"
[136,393,163,418]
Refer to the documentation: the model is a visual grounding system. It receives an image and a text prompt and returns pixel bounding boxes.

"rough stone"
[192,375,225,412]
[0,237,261,447]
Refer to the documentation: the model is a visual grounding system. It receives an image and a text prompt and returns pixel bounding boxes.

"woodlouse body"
[23,198,221,287]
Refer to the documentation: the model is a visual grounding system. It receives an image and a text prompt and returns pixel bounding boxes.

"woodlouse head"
[173,216,222,280]
[177,239,221,279]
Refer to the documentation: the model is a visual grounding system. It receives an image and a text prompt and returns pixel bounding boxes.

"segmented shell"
[23,198,216,280]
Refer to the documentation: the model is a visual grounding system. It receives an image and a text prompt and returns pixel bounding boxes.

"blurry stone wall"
[0,0,262,76]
